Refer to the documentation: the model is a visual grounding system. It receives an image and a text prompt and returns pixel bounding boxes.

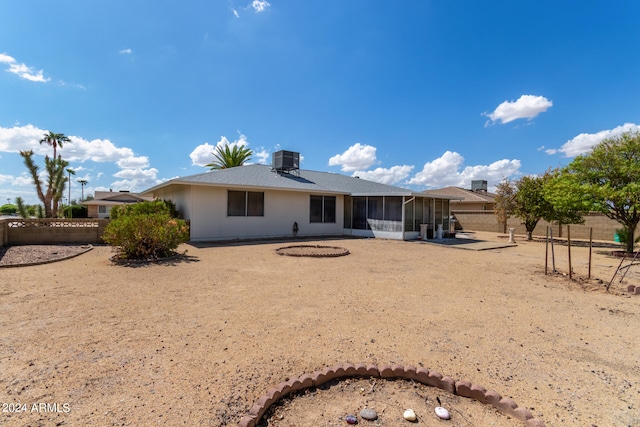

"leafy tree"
[102,200,189,260]
[494,179,516,233]
[512,175,549,240]
[206,144,252,170]
[0,203,16,215]
[548,131,640,253]
[541,168,585,235]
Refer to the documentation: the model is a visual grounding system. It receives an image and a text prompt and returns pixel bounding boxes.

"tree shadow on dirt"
[109,252,200,268]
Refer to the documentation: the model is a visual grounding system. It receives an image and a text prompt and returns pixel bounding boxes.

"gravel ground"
[0,244,94,267]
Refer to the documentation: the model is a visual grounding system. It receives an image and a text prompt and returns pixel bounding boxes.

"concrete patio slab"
[415,235,517,251]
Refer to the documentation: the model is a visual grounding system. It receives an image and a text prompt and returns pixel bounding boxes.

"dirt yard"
[1,232,639,426]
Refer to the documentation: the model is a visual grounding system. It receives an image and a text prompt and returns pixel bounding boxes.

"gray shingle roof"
[144,164,430,197]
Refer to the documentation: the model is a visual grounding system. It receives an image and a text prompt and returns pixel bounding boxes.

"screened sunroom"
[343,195,451,240]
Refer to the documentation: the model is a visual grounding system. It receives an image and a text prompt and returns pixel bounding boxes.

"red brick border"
[274,245,350,257]
[237,363,545,427]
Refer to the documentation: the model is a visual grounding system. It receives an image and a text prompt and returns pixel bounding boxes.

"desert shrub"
[0,204,17,215]
[62,205,88,218]
[615,227,640,249]
[103,200,189,260]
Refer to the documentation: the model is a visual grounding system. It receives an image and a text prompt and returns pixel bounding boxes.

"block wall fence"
[0,219,110,247]
[453,211,628,242]
[0,213,631,248]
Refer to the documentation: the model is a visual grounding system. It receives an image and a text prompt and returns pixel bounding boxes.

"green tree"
[0,203,17,215]
[77,179,88,201]
[102,200,190,260]
[494,179,516,233]
[40,131,70,161]
[20,150,69,218]
[15,197,30,218]
[548,131,640,253]
[66,168,76,217]
[513,175,549,241]
[541,168,586,235]
[206,144,252,170]
[19,131,72,218]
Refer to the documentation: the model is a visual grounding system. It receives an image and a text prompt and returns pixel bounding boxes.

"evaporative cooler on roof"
[272,150,300,173]
[471,180,488,193]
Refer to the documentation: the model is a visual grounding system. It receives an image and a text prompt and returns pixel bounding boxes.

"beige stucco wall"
[152,184,344,241]
[453,211,630,242]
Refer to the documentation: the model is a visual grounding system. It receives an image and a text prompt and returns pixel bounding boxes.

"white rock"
[435,406,450,420]
[403,408,417,421]
[360,408,378,420]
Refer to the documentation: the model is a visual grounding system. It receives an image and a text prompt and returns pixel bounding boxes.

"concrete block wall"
[0,219,7,247]
[453,211,630,242]
[4,219,110,246]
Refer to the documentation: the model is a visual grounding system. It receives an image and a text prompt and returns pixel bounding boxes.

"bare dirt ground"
[1,232,639,426]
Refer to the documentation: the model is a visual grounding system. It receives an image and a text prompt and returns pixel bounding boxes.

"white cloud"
[189,134,252,167]
[233,9,240,18]
[13,173,35,187]
[0,124,45,152]
[352,165,414,185]
[484,95,552,125]
[0,124,161,194]
[254,149,270,164]
[0,52,50,82]
[116,156,150,169]
[0,173,13,184]
[119,48,133,54]
[251,0,271,12]
[111,167,163,192]
[546,123,640,157]
[189,143,217,167]
[329,143,377,172]
[408,151,521,189]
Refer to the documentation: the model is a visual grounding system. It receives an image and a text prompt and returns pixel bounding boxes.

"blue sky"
[2,1,640,205]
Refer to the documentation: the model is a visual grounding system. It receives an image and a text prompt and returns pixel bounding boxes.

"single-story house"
[422,180,496,211]
[82,190,154,219]
[141,151,456,242]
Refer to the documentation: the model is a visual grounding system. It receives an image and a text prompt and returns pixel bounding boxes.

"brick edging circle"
[274,245,350,257]
[237,363,545,427]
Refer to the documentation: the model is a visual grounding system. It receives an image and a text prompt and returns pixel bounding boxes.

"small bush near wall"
[102,200,189,260]
[63,206,88,218]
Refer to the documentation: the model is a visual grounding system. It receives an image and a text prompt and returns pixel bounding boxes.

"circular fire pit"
[275,245,350,258]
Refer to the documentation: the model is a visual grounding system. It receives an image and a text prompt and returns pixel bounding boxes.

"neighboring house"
[82,190,154,219]
[141,151,456,241]
[422,180,496,211]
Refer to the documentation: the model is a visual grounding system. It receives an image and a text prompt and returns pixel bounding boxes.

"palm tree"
[206,144,253,170]
[77,179,88,201]
[20,150,68,218]
[40,132,70,160]
[66,168,76,217]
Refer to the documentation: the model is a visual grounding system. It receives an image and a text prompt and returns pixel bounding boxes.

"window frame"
[227,190,265,217]
[309,195,336,224]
